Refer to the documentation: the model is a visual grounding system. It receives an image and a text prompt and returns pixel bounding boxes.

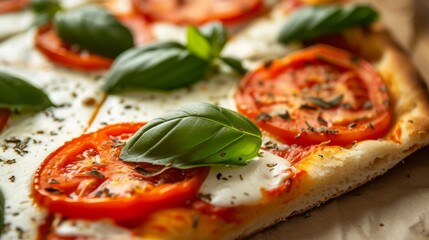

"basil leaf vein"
[278,5,379,43]
[120,103,262,169]
[54,6,134,58]
[0,72,54,110]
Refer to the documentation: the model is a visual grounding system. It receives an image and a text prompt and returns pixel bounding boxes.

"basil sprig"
[0,189,4,237]
[54,6,134,58]
[120,103,262,169]
[278,5,379,44]
[0,72,54,110]
[103,22,246,93]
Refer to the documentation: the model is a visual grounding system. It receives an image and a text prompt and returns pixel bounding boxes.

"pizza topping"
[278,5,379,44]
[103,23,245,92]
[198,151,294,207]
[131,0,264,25]
[54,7,133,58]
[103,42,210,92]
[0,0,28,14]
[235,44,391,146]
[29,0,61,24]
[120,103,262,169]
[32,123,209,222]
[35,24,114,71]
[0,71,54,110]
[34,5,153,71]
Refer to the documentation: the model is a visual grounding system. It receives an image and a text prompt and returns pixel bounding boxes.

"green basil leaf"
[54,6,134,58]
[0,72,54,110]
[200,22,228,58]
[103,42,210,93]
[278,5,379,44]
[0,189,4,237]
[186,26,212,61]
[30,0,62,23]
[120,102,262,169]
[220,56,248,75]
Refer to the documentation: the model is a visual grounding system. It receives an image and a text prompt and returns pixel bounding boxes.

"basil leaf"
[186,26,212,61]
[220,56,248,75]
[103,42,210,93]
[120,103,262,169]
[278,5,379,43]
[54,6,134,58]
[200,22,228,58]
[30,0,62,23]
[0,72,54,110]
[0,189,3,237]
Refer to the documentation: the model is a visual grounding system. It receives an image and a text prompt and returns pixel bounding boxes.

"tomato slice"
[235,44,391,146]
[35,15,153,71]
[32,123,209,222]
[0,0,28,14]
[131,0,264,25]
[0,108,10,132]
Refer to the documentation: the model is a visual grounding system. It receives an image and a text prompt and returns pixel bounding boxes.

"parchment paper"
[251,1,429,239]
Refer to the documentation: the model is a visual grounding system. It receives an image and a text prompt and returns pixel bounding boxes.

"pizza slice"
[1,0,429,239]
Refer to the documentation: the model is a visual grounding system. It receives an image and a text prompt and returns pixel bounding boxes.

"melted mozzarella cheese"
[0,66,103,240]
[223,6,300,69]
[199,151,294,207]
[0,11,34,41]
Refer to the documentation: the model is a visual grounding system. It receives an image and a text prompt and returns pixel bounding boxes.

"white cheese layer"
[0,11,34,41]
[198,151,294,207]
[223,6,300,69]
[0,66,103,240]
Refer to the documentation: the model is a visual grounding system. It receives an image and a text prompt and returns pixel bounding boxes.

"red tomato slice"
[34,15,153,71]
[0,0,28,14]
[32,123,209,222]
[131,0,264,25]
[235,44,391,146]
[0,108,10,132]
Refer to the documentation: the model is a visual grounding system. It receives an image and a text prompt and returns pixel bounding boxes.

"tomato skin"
[131,0,264,26]
[0,0,28,14]
[35,24,113,71]
[33,123,209,222]
[0,108,10,132]
[35,15,153,71]
[235,44,391,146]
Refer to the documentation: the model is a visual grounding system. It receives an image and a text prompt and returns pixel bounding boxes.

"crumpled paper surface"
[252,0,429,239]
